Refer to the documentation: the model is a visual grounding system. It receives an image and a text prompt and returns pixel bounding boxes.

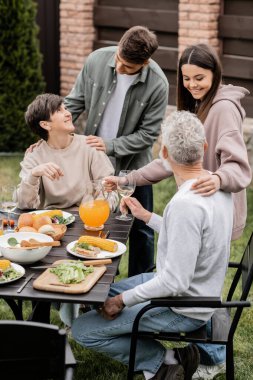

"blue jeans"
[71,273,206,373]
[59,302,80,327]
[196,321,226,365]
[128,185,154,277]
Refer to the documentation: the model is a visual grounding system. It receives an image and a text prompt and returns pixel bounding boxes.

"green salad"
[72,242,99,253]
[0,266,22,283]
[50,261,94,284]
[73,242,91,251]
[51,215,73,224]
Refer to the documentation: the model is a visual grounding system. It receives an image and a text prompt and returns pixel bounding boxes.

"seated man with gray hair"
[71,111,233,380]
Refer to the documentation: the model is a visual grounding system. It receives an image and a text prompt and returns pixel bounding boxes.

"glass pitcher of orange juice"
[79,180,110,231]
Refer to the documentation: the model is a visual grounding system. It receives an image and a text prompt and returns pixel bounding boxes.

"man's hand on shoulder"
[86,135,106,152]
[25,139,43,155]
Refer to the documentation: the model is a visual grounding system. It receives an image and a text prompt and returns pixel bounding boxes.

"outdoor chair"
[127,230,253,380]
[0,320,76,380]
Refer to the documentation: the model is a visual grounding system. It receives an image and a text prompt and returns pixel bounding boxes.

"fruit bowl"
[0,232,54,264]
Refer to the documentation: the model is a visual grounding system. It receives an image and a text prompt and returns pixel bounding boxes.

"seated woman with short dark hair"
[16,93,115,209]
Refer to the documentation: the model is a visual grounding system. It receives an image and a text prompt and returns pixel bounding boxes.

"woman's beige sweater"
[16,134,115,209]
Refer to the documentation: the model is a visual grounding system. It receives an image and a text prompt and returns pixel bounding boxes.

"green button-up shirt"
[64,46,169,173]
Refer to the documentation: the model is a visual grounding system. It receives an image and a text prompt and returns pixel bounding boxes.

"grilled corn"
[0,260,11,270]
[78,236,117,252]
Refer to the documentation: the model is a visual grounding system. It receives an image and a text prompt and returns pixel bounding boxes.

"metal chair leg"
[128,332,138,380]
[127,304,156,379]
[226,342,234,380]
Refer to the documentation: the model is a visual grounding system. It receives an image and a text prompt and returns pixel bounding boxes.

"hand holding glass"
[116,171,136,221]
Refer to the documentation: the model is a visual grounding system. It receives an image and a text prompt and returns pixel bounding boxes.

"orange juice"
[79,199,110,229]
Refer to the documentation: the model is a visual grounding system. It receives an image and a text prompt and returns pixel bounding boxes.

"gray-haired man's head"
[161,111,206,165]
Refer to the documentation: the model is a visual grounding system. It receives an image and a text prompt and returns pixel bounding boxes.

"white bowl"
[0,232,54,264]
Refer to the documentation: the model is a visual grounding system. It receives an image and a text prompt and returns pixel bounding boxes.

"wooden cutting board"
[33,259,106,294]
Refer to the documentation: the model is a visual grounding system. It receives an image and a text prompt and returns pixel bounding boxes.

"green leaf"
[7,237,18,246]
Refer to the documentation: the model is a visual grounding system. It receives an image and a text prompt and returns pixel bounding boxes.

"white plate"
[0,262,25,285]
[28,210,75,225]
[66,239,127,259]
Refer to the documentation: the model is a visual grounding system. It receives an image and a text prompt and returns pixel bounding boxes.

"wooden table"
[0,211,133,322]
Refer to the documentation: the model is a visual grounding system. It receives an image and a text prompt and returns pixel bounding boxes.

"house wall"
[178,0,220,53]
[59,0,253,171]
[60,0,95,96]
[59,0,222,96]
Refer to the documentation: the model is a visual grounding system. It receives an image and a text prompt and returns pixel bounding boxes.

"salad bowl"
[0,232,54,264]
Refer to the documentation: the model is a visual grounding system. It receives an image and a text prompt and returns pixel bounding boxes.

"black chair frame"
[0,320,76,380]
[127,231,253,380]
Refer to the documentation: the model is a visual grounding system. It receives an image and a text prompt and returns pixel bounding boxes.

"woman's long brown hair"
[177,44,222,123]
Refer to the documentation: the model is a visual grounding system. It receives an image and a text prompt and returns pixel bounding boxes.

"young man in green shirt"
[65,26,169,276]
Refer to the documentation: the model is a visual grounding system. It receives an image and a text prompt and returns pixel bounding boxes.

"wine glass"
[0,185,17,232]
[115,170,136,221]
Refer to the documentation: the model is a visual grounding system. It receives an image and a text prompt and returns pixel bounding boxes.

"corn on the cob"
[0,260,11,270]
[33,210,63,219]
[78,236,118,252]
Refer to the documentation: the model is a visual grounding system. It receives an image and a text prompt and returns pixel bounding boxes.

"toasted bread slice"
[75,247,98,258]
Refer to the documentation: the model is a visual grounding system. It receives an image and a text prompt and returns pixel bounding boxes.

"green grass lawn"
[0,155,252,380]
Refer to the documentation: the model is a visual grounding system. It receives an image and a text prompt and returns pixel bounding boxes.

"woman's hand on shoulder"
[31,162,64,180]
[25,139,43,155]
[191,173,221,196]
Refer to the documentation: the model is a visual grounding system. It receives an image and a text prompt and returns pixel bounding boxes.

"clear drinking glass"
[0,185,17,232]
[115,170,136,221]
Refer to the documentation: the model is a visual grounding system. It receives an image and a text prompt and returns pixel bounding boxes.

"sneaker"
[192,363,226,379]
[173,344,200,380]
[151,364,185,380]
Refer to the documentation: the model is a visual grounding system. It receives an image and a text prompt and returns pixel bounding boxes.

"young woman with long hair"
[122,43,251,241]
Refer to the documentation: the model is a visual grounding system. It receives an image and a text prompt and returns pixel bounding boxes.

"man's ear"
[39,121,51,131]
[162,145,169,159]
[204,141,208,152]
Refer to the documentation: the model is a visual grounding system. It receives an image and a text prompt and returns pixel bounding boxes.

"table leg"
[4,299,23,320]
[29,301,51,323]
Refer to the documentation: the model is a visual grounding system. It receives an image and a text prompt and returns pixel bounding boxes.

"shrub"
[0,0,45,152]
